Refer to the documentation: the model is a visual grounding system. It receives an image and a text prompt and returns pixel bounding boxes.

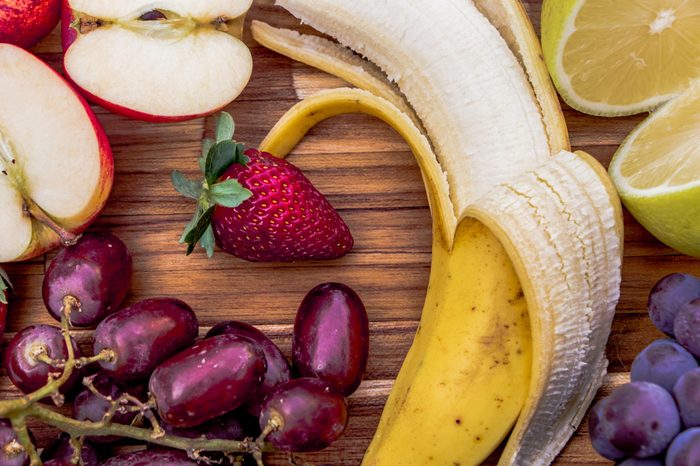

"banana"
[261,0,623,463]
[260,87,533,465]
[260,87,623,465]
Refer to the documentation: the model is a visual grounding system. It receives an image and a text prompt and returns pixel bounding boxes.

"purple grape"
[150,334,266,427]
[3,324,82,396]
[0,419,28,466]
[162,409,260,441]
[617,458,664,466]
[588,382,680,458]
[648,273,700,336]
[666,428,700,466]
[93,298,199,381]
[101,450,198,466]
[73,374,144,443]
[259,377,348,452]
[589,397,627,460]
[43,232,132,327]
[293,282,369,396]
[630,339,698,392]
[40,432,99,465]
[206,321,291,415]
[674,368,700,428]
[674,299,700,358]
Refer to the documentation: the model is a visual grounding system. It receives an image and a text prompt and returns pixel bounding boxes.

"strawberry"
[0,267,11,337]
[172,112,353,261]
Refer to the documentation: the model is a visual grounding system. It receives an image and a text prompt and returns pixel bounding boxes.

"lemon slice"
[609,80,700,257]
[542,0,700,116]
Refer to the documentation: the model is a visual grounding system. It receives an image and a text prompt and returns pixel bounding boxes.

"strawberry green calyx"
[0,267,12,305]
[172,112,252,257]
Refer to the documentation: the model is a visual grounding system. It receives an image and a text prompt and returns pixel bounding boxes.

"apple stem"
[23,198,80,247]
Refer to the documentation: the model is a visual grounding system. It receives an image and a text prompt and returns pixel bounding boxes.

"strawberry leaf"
[182,205,216,255]
[216,112,235,143]
[199,138,214,172]
[0,267,11,305]
[205,140,248,185]
[209,179,252,208]
[171,171,202,200]
[199,225,216,258]
[205,140,236,185]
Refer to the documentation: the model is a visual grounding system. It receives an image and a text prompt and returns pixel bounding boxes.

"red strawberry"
[172,112,353,262]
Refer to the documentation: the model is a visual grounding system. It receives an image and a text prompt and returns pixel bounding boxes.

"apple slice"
[0,44,113,263]
[62,0,254,122]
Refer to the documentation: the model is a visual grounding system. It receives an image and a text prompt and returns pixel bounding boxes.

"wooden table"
[3,1,699,464]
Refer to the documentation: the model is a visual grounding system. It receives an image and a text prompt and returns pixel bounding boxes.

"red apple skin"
[2,45,114,262]
[60,3,234,123]
[0,0,60,49]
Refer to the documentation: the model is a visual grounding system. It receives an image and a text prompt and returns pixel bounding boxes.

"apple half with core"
[0,44,113,263]
[0,0,60,49]
[62,0,254,122]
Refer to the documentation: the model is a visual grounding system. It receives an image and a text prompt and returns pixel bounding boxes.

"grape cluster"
[0,233,370,465]
[589,273,700,465]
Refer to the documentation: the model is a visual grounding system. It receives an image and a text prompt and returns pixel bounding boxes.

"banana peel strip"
[250,20,423,131]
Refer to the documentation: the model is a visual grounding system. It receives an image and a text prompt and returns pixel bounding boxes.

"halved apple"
[62,0,254,122]
[0,44,113,263]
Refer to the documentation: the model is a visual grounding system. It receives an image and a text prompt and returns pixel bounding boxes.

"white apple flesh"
[62,0,254,122]
[0,44,113,263]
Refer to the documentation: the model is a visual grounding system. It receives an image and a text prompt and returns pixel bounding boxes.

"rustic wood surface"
[3,0,700,464]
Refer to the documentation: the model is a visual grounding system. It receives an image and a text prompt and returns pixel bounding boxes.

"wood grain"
[3,1,700,464]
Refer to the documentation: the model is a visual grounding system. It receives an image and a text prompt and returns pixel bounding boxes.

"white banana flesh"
[276,0,551,217]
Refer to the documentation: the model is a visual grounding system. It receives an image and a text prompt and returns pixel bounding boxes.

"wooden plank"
[2,1,699,465]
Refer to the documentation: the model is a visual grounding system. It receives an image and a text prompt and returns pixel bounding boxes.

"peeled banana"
[259,0,624,464]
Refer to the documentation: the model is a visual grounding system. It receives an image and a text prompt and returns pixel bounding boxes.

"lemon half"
[609,80,700,257]
[542,0,700,116]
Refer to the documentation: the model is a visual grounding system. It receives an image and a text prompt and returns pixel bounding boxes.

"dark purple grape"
[162,409,260,441]
[259,377,348,452]
[617,458,664,466]
[101,450,198,466]
[630,339,698,392]
[674,299,700,358]
[93,298,198,381]
[73,374,144,443]
[150,334,266,427]
[666,428,700,466]
[43,460,72,466]
[3,324,82,396]
[40,432,99,465]
[293,282,369,396]
[588,382,680,458]
[0,419,28,466]
[43,232,132,327]
[648,273,700,336]
[674,368,700,428]
[206,321,291,415]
